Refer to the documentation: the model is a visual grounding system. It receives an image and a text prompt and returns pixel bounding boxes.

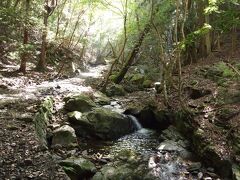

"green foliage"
[180,24,212,51]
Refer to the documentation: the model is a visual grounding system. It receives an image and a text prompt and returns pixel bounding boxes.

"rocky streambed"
[35,92,226,180]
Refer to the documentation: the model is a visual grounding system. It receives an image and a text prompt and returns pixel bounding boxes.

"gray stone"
[52,125,77,147]
[158,140,182,152]
[158,140,192,159]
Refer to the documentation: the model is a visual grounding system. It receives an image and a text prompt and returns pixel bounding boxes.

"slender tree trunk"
[36,12,48,71]
[114,23,151,84]
[68,10,85,48]
[197,0,206,57]
[55,0,67,39]
[101,0,128,90]
[205,13,211,55]
[19,0,30,73]
[176,0,184,108]
[36,0,57,71]
[217,32,221,51]
[62,6,75,38]
[231,26,237,56]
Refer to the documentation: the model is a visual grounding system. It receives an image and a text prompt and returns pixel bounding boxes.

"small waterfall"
[128,115,142,131]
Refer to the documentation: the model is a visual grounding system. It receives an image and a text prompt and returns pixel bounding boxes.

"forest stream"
[0,64,226,180]
[1,0,240,179]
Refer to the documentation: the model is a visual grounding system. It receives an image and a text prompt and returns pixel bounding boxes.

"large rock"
[64,94,96,112]
[59,157,96,180]
[68,108,134,140]
[51,125,77,148]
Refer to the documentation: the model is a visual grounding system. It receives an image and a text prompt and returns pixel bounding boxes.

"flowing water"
[127,115,142,131]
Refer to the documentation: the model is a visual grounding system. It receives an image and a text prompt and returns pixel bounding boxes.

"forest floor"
[0,43,240,179]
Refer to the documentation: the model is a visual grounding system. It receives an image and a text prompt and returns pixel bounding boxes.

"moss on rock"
[34,97,53,147]
[59,157,96,180]
[65,94,96,112]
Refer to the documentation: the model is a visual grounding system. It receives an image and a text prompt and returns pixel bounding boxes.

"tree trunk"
[196,0,206,58]
[55,0,67,39]
[231,26,237,56]
[205,12,211,55]
[36,13,48,71]
[68,10,85,48]
[19,0,30,73]
[114,23,151,84]
[36,0,57,71]
[101,0,128,91]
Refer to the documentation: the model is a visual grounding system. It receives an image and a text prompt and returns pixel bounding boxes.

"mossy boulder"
[51,125,77,148]
[143,80,152,88]
[64,94,96,112]
[68,108,134,140]
[106,84,126,97]
[203,62,236,86]
[93,91,111,105]
[130,74,145,85]
[34,97,53,146]
[59,157,96,180]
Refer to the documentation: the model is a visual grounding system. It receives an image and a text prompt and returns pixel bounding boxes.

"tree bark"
[36,0,57,71]
[36,12,48,71]
[205,12,211,55]
[19,0,30,73]
[55,0,67,39]
[114,23,151,84]
[101,0,128,90]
